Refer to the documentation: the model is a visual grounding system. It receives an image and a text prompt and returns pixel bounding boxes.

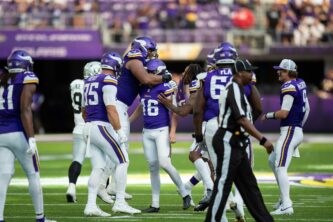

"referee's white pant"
[205,128,273,222]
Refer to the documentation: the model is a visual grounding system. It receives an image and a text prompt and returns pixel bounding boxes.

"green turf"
[5,141,333,221]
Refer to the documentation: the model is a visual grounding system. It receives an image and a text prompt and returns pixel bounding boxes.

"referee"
[205,58,274,222]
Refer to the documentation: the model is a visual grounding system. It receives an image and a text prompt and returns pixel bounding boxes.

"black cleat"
[183,195,192,210]
[66,193,76,203]
[199,189,212,204]
[194,202,209,212]
[142,206,160,213]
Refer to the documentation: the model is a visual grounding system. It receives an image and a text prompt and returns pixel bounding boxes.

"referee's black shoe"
[194,201,209,212]
[199,189,212,204]
[142,206,160,213]
[183,195,192,210]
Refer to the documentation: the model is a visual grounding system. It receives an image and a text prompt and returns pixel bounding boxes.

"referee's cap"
[273,59,297,72]
[234,58,258,73]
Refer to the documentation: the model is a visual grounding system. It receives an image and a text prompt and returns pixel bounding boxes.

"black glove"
[192,134,203,143]
[162,72,172,83]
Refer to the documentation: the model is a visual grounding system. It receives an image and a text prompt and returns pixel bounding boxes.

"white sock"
[185,171,202,191]
[276,167,292,207]
[0,173,12,220]
[149,161,160,208]
[194,158,213,190]
[234,186,245,217]
[27,173,44,216]
[115,162,129,202]
[87,168,103,207]
[159,157,186,197]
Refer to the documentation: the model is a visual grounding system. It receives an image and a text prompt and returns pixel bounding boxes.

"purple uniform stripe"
[32,154,39,172]
[98,126,125,163]
[279,126,295,167]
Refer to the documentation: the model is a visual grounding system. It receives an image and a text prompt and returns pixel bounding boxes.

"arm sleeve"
[302,96,310,126]
[281,94,294,111]
[227,83,246,120]
[102,85,117,106]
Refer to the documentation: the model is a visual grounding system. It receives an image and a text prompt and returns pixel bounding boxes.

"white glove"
[116,129,128,144]
[168,80,178,90]
[27,137,38,155]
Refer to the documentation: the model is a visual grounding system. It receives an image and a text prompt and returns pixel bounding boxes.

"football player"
[83,52,140,216]
[139,59,192,213]
[262,59,310,215]
[0,50,55,222]
[158,63,214,207]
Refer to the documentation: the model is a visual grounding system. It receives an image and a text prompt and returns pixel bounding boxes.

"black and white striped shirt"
[218,80,253,134]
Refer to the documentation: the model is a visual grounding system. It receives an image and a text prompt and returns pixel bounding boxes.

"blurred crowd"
[0,0,333,45]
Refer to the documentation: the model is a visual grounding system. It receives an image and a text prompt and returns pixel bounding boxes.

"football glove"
[168,80,178,90]
[27,137,38,155]
[162,72,172,83]
[116,129,128,144]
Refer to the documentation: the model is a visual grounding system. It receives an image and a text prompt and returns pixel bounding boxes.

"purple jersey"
[0,72,39,134]
[84,74,117,123]
[203,68,233,121]
[117,49,147,107]
[175,79,187,106]
[280,78,307,127]
[140,83,174,129]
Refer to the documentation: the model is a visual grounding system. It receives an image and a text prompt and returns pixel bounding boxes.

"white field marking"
[11,172,330,187]
[306,164,333,170]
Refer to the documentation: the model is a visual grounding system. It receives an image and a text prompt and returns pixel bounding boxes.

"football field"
[4,134,333,222]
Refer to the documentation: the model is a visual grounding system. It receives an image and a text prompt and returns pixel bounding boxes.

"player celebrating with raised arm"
[83,52,140,217]
[262,59,310,216]
[140,59,192,213]
[0,50,55,222]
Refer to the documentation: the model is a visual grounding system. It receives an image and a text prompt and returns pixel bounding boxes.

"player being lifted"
[0,50,55,222]
[158,63,214,207]
[137,59,192,212]
[83,52,140,217]
[66,61,114,203]
[262,59,310,215]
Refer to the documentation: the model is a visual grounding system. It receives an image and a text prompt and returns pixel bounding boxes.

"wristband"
[259,137,267,145]
[265,112,275,119]
[192,134,203,143]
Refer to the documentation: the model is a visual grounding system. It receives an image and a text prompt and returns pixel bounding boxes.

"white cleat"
[84,205,111,217]
[112,201,141,214]
[270,206,294,215]
[97,188,114,204]
[66,183,77,203]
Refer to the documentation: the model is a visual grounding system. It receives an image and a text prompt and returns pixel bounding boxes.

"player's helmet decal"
[83,61,102,79]
[101,52,123,77]
[7,50,34,73]
[131,36,158,60]
[146,59,167,75]
[214,42,238,65]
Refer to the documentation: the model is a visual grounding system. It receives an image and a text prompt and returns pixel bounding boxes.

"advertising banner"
[0,29,103,59]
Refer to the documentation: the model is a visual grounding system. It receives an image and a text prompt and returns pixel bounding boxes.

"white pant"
[204,117,219,169]
[72,133,86,164]
[269,126,303,169]
[0,132,39,175]
[116,100,130,150]
[83,122,128,169]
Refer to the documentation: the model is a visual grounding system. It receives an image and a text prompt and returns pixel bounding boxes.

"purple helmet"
[131,36,157,59]
[214,42,238,65]
[101,52,123,77]
[146,59,167,75]
[7,50,33,73]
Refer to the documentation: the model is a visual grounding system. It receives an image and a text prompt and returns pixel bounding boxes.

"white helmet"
[83,61,102,79]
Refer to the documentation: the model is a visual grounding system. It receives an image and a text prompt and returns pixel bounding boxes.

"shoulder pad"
[23,71,39,84]
[196,72,207,80]
[189,79,201,93]
[103,75,118,85]
[70,79,84,89]
[126,49,144,58]
[281,83,296,93]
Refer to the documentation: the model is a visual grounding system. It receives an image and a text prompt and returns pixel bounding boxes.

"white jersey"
[70,79,85,134]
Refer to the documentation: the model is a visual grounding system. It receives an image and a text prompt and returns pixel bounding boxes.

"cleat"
[273,200,282,210]
[184,185,195,206]
[194,202,209,212]
[112,201,141,214]
[234,216,246,222]
[66,183,76,203]
[142,205,160,213]
[230,201,244,219]
[182,195,192,210]
[199,189,212,205]
[36,217,57,222]
[97,188,114,204]
[270,206,294,215]
[84,205,111,217]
